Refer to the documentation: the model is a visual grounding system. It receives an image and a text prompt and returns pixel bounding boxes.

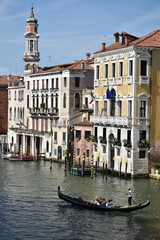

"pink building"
[73,120,93,167]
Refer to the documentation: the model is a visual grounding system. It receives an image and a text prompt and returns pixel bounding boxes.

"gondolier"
[127,188,132,206]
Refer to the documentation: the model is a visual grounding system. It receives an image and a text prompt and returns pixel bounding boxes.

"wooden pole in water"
[105,159,107,180]
[98,152,100,167]
[95,157,97,177]
[91,153,94,178]
[119,157,122,177]
[125,159,128,177]
[73,151,75,168]
[82,151,85,176]
[79,154,81,168]
[69,153,71,171]
[64,150,67,172]
[103,158,105,178]
[112,156,114,173]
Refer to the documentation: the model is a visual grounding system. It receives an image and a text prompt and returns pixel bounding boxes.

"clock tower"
[24,7,40,74]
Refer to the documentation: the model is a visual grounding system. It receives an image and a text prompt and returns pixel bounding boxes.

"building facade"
[91,30,160,177]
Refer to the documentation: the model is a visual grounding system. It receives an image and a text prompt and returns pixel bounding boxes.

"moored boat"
[9,155,35,161]
[58,186,150,212]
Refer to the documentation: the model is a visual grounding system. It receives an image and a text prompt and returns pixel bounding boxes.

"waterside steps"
[70,167,91,176]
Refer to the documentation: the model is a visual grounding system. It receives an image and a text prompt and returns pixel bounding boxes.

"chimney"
[85,52,90,60]
[102,42,106,51]
[113,32,120,43]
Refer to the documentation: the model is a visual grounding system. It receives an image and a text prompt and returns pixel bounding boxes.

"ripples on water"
[0,159,160,240]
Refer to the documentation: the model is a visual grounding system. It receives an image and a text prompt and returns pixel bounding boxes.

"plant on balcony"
[123,139,132,148]
[113,138,121,147]
[76,137,81,141]
[138,139,149,148]
[86,137,91,142]
[91,136,98,143]
[100,139,107,144]
[40,103,45,108]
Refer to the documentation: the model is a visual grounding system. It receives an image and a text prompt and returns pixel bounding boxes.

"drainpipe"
[132,49,137,176]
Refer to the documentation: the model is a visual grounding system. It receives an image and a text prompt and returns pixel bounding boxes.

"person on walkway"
[127,188,132,206]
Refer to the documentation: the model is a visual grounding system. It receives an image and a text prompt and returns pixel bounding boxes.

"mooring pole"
[64,150,67,172]
[91,153,94,178]
[95,157,97,177]
[82,151,85,176]
[103,158,105,178]
[119,157,122,177]
[125,159,128,177]
[105,159,107,180]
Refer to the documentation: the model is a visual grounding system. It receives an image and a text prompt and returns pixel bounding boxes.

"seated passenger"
[105,198,114,207]
[93,197,100,205]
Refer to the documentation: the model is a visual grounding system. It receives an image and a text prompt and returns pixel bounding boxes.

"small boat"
[58,186,150,212]
[1,153,12,160]
[9,155,35,161]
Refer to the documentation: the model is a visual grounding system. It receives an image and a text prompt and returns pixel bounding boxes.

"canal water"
[0,158,160,240]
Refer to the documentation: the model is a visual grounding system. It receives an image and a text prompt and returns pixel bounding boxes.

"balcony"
[109,78,115,85]
[126,76,133,84]
[117,77,123,85]
[102,78,107,86]
[90,115,132,127]
[94,79,99,87]
[29,107,59,116]
[139,76,149,85]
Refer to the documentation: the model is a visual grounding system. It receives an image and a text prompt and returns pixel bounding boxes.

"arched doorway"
[109,134,114,168]
[58,146,62,159]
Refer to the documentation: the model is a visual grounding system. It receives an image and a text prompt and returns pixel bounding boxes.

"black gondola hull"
[58,186,150,212]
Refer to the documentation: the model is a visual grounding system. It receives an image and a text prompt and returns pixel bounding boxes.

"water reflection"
[0,159,160,240]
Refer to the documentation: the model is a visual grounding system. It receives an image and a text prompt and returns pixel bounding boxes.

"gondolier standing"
[127,188,132,206]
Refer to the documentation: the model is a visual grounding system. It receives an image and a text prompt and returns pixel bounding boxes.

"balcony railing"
[29,107,59,116]
[139,76,149,85]
[126,76,133,84]
[90,115,132,126]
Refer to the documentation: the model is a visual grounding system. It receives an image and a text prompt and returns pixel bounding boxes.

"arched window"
[46,141,49,152]
[110,89,116,116]
[14,107,16,120]
[75,93,80,108]
[20,108,22,119]
[9,107,12,120]
[33,95,35,108]
[63,93,66,108]
[17,107,19,119]
[27,95,29,108]
[46,94,48,108]
[14,90,16,100]
[51,94,54,108]
[36,95,39,108]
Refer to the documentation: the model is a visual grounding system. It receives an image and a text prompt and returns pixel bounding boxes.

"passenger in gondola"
[99,197,106,206]
[78,196,87,203]
[105,198,114,207]
[93,197,100,205]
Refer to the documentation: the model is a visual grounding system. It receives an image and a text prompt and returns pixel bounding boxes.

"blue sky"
[0,0,160,75]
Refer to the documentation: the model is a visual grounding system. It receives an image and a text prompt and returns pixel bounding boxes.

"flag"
[106,88,111,100]
[89,91,95,104]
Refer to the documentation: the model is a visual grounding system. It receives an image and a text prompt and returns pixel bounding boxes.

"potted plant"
[113,138,121,147]
[153,164,160,174]
[40,102,45,108]
[138,139,149,148]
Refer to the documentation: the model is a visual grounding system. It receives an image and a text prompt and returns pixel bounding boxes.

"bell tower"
[24,7,40,74]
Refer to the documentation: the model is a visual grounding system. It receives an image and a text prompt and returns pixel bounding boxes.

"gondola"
[58,186,150,212]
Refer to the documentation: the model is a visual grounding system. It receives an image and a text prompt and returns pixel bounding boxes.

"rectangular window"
[127,130,131,142]
[118,101,122,117]
[112,63,115,78]
[103,101,107,116]
[52,78,54,89]
[117,129,121,141]
[105,64,108,78]
[33,80,35,90]
[54,132,57,141]
[62,132,66,142]
[129,60,133,76]
[36,119,38,131]
[95,101,98,116]
[85,131,91,140]
[37,80,39,90]
[42,79,44,89]
[140,130,146,141]
[85,97,88,107]
[139,150,146,158]
[128,100,132,118]
[141,60,147,76]
[76,130,81,139]
[46,79,48,90]
[75,77,80,87]
[54,149,57,155]
[45,119,48,131]
[139,101,146,118]
[96,65,99,79]
[56,78,58,89]
[119,62,123,76]
[27,81,30,90]
[64,77,67,87]
[86,149,90,158]
[27,118,29,128]
[32,119,35,130]
[117,148,120,156]
[94,127,98,139]
[103,128,106,139]
[77,148,80,157]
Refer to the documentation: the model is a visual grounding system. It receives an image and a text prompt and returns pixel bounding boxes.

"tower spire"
[23,7,40,75]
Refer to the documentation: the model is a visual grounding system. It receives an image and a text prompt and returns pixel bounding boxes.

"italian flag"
[89,91,95,104]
